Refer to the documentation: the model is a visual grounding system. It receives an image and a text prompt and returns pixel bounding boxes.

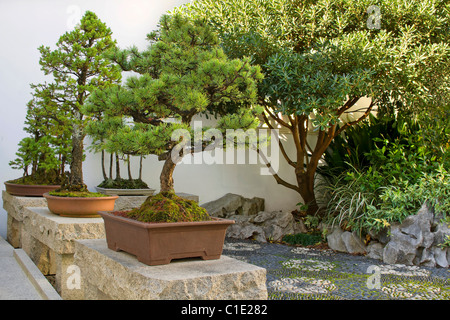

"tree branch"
[335,100,375,137]
[257,148,301,193]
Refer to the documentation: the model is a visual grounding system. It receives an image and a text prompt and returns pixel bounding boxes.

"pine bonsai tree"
[38,11,121,192]
[86,14,263,198]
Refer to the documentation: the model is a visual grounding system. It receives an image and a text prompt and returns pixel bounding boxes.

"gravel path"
[222,238,450,300]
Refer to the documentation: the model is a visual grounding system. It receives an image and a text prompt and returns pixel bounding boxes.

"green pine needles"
[85,13,263,195]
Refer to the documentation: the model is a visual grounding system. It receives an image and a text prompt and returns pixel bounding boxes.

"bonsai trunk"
[69,127,87,191]
[160,156,177,193]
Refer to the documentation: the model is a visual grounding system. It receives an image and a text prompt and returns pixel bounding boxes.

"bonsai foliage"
[38,10,121,191]
[86,115,149,190]
[126,192,211,223]
[179,0,450,215]
[9,85,72,185]
[86,13,263,194]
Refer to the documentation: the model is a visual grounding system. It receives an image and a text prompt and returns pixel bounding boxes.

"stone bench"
[74,239,268,300]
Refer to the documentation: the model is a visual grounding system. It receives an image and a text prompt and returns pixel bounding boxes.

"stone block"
[2,191,47,247]
[74,239,268,300]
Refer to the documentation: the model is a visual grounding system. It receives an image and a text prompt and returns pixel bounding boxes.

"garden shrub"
[321,114,449,235]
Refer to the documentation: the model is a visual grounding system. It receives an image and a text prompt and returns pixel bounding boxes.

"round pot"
[43,192,119,218]
[4,182,61,197]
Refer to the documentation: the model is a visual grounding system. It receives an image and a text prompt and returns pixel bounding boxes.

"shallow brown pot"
[98,211,235,266]
[43,193,119,218]
[4,182,61,197]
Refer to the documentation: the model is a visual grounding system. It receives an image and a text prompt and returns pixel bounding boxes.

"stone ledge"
[74,239,268,300]
[22,207,105,255]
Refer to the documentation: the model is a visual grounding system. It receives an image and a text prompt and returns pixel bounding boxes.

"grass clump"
[127,192,212,223]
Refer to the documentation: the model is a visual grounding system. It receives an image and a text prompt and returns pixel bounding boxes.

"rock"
[383,225,418,265]
[202,194,303,242]
[201,193,263,218]
[368,227,390,245]
[226,222,266,243]
[241,197,265,216]
[381,202,450,268]
[326,227,347,253]
[432,247,448,268]
[326,227,366,254]
[342,231,367,254]
[367,242,384,260]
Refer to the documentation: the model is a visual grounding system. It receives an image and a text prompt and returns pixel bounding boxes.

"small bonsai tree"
[37,10,122,193]
[8,84,71,185]
[85,115,149,189]
[86,13,263,220]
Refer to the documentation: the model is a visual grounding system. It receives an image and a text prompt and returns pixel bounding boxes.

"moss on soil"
[48,190,110,197]
[126,192,212,223]
[97,178,149,189]
[7,174,61,186]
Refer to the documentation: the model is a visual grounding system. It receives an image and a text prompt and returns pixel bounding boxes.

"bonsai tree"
[85,115,150,190]
[8,84,72,185]
[178,0,450,216]
[86,13,262,219]
[37,10,122,193]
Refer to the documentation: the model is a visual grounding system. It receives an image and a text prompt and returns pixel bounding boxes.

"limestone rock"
[367,242,384,260]
[202,194,304,242]
[381,202,450,268]
[326,227,347,253]
[326,227,366,254]
[342,231,366,254]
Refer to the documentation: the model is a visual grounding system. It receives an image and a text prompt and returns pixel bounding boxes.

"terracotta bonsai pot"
[43,193,119,218]
[5,182,61,197]
[98,211,235,266]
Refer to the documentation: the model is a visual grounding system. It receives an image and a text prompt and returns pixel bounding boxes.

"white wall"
[0,0,301,238]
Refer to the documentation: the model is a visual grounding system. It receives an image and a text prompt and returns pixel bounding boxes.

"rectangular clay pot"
[98,211,235,266]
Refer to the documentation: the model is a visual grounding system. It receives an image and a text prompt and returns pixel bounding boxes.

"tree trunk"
[109,153,113,179]
[101,149,107,181]
[115,153,121,179]
[69,126,87,191]
[160,156,177,193]
[139,155,143,180]
[127,155,132,180]
[296,171,320,216]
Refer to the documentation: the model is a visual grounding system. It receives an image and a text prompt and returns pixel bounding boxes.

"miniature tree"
[9,84,71,185]
[37,11,121,192]
[86,14,263,197]
[179,0,450,215]
[85,115,149,189]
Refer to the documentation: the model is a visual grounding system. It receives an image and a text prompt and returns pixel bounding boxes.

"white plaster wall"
[0,0,302,238]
